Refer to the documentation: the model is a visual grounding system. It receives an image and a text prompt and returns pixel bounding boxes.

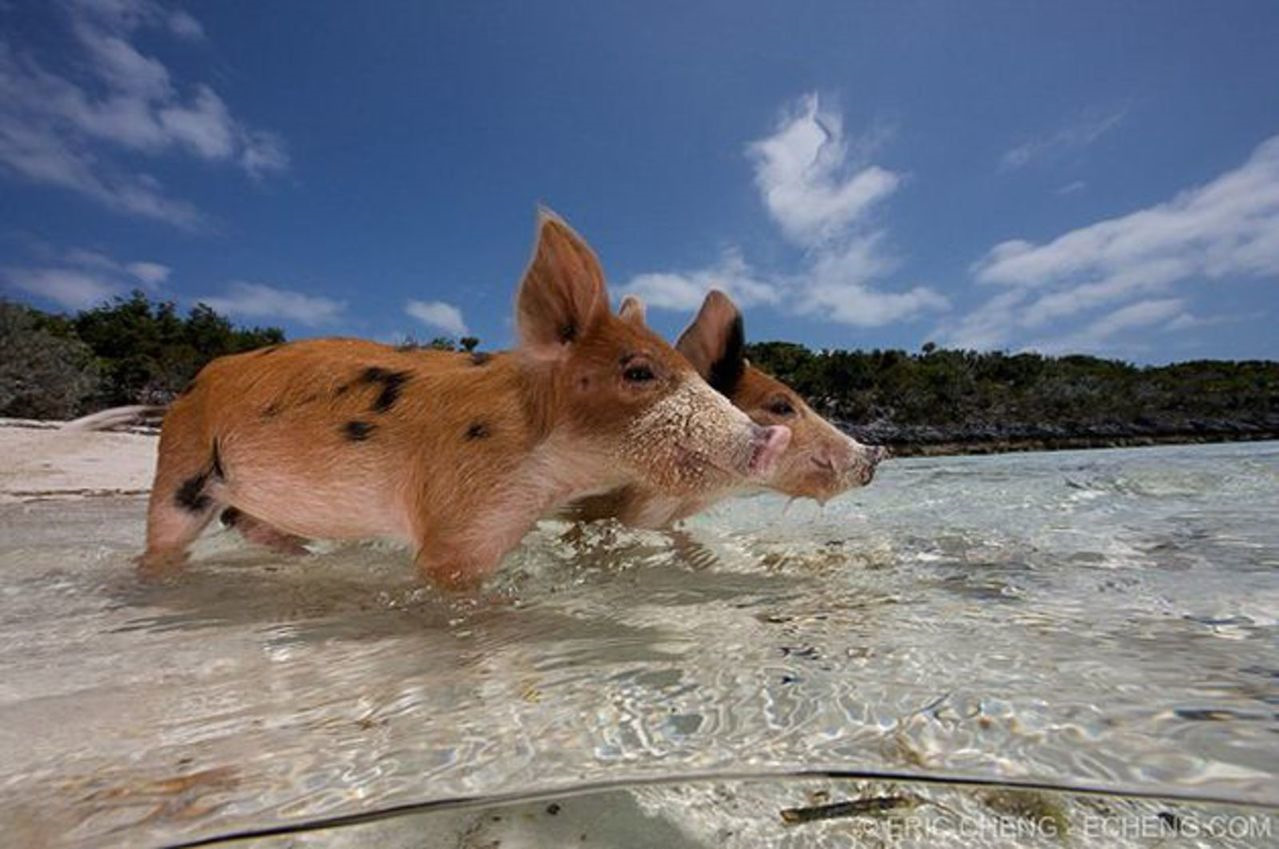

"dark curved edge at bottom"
[163,767,1279,848]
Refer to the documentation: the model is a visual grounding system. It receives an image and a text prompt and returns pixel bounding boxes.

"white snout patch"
[619,378,759,495]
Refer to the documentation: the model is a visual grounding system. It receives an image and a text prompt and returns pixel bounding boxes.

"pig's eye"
[767,398,796,417]
[623,364,656,384]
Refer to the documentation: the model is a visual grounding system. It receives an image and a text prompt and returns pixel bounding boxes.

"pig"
[94,211,790,589]
[567,289,885,528]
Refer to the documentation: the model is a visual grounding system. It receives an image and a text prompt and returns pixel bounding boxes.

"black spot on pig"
[344,420,376,441]
[465,421,490,440]
[174,443,225,513]
[175,470,211,513]
[211,439,225,480]
[359,366,412,413]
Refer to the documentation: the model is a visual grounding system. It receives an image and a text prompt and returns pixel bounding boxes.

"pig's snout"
[814,441,887,486]
[746,424,791,477]
[858,444,888,484]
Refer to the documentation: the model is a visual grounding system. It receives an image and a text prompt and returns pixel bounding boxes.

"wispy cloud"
[125,261,170,286]
[201,282,345,327]
[0,0,288,226]
[2,267,121,310]
[405,299,468,336]
[948,134,1279,351]
[1028,297,1185,354]
[624,248,780,311]
[794,234,949,327]
[166,10,204,41]
[623,93,946,329]
[747,95,900,247]
[2,246,171,309]
[1000,108,1126,172]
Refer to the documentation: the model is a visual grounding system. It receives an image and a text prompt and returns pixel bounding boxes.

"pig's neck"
[446,430,630,582]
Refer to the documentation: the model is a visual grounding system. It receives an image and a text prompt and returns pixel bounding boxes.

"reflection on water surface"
[0,442,1276,847]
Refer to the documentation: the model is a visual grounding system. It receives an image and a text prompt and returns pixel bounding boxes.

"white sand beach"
[0,419,157,503]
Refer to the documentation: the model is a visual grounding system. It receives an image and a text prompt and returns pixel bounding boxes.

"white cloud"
[1028,298,1185,354]
[62,248,120,271]
[125,260,169,286]
[623,248,780,311]
[949,134,1279,350]
[1162,311,1240,333]
[796,235,949,326]
[1056,180,1086,196]
[747,94,900,247]
[624,93,946,329]
[1,245,173,309]
[0,0,287,225]
[157,85,236,160]
[0,115,204,226]
[240,129,289,179]
[3,266,121,309]
[201,282,345,326]
[405,299,468,336]
[167,10,204,40]
[1000,108,1126,171]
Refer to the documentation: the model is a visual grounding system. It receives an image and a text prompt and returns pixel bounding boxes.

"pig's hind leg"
[138,423,225,573]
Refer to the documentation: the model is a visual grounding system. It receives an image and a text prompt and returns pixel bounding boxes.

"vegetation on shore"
[746,341,1279,454]
[2,293,1275,454]
[1,294,283,417]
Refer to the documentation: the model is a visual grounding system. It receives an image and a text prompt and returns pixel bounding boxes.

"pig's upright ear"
[676,289,746,395]
[618,294,647,325]
[516,208,608,356]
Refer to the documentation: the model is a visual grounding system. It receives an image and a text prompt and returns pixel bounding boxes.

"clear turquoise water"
[1,441,1276,847]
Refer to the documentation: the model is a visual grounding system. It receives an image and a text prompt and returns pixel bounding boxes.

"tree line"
[2,293,1276,453]
[1,292,284,418]
[745,340,1279,452]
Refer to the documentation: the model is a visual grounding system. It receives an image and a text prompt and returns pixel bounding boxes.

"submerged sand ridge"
[0,419,157,503]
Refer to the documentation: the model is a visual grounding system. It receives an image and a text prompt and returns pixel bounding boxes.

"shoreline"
[3,418,1275,504]
[877,430,1279,457]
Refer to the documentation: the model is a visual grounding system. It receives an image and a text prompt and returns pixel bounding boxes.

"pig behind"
[570,289,885,528]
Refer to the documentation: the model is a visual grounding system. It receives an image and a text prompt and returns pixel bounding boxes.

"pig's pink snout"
[747,424,791,477]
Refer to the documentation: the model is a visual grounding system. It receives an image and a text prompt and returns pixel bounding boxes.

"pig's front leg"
[413,496,546,591]
[415,545,500,591]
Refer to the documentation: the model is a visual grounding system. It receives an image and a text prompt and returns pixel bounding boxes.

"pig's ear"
[676,289,746,395]
[618,294,647,325]
[516,208,608,355]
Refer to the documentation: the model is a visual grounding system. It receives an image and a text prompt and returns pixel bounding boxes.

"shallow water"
[0,441,1276,847]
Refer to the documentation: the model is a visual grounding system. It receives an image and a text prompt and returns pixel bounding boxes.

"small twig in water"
[780,795,915,825]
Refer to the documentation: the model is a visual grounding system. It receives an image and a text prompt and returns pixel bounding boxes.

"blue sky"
[2,1,1278,363]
